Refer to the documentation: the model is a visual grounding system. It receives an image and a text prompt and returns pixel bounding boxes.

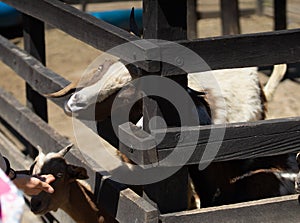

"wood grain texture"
[0,35,69,108]
[159,28,300,74]
[116,189,158,223]
[160,195,300,223]
[119,117,300,166]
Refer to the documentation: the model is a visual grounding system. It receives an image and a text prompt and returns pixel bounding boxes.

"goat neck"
[61,181,104,223]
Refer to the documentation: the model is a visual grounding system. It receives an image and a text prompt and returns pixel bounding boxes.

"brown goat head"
[30,144,88,215]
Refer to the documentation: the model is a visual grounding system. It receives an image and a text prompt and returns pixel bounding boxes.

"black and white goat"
[46,58,295,208]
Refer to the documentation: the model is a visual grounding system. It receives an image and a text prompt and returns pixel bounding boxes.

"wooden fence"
[0,0,300,222]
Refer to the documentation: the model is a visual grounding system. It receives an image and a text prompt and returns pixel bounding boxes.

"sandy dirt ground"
[0,1,300,221]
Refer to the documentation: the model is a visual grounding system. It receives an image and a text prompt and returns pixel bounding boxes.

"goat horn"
[263,64,287,101]
[296,152,300,165]
[44,80,79,98]
[58,144,73,157]
[129,7,141,37]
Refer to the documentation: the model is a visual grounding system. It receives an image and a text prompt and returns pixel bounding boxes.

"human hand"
[13,174,55,196]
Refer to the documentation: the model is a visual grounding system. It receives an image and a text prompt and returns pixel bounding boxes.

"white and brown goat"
[30,144,106,223]
[45,59,295,208]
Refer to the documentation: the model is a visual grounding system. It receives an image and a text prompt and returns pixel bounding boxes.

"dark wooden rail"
[160,28,300,74]
[0,35,68,108]
[119,117,300,166]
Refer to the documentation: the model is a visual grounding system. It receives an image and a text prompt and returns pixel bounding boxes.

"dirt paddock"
[0,1,300,222]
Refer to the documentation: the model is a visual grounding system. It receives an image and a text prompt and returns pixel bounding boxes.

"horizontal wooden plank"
[0,35,68,108]
[159,28,300,75]
[119,117,300,165]
[2,0,160,72]
[154,117,300,149]
[155,117,300,165]
[0,87,71,153]
[160,194,300,223]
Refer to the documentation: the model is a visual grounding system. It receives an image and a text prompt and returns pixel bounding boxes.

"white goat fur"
[65,61,286,124]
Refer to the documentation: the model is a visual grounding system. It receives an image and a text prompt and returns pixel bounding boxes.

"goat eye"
[97,65,103,71]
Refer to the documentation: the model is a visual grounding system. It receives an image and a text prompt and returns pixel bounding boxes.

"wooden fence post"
[220,0,241,35]
[22,14,48,156]
[22,14,48,122]
[274,0,287,30]
[142,0,190,214]
[187,0,198,39]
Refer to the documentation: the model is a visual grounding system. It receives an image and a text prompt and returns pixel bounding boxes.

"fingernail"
[48,187,54,193]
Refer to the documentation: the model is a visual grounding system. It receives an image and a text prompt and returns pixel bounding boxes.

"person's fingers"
[25,189,41,196]
[32,174,46,181]
[39,180,54,193]
[43,174,55,184]
[32,175,55,194]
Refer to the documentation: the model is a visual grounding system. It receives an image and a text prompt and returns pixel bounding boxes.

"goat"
[30,144,106,223]
[45,60,292,208]
[46,59,286,123]
[229,168,296,203]
[190,154,298,207]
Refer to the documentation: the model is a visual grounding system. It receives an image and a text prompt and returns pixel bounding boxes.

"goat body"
[62,181,104,223]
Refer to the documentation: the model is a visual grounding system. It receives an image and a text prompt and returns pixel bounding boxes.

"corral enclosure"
[0,0,300,222]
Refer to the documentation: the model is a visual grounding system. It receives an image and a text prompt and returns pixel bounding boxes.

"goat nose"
[67,94,88,112]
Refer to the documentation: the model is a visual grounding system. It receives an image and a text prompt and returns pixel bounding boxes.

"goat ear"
[117,83,137,99]
[67,164,89,180]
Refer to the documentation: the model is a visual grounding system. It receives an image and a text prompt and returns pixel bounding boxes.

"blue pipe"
[89,8,142,30]
[0,2,22,27]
